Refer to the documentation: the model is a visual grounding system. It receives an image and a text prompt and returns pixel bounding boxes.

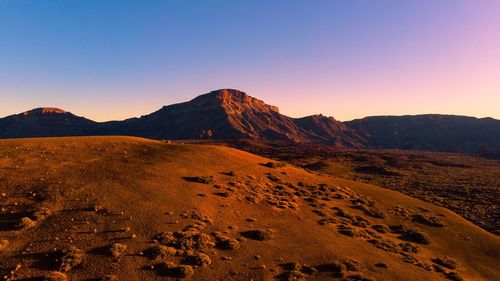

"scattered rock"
[18,217,36,229]
[150,245,177,259]
[281,270,307,280]
[389,224,409,234]
[214,192,230,197]
[216,236,240,250]
[343,259,361,271]
[183,176,213,184]
[338,224,359,237]
[110,243,128,258]
[241,229,274,241]
[317,261,346,274]
[446,271,464,281]
[368,238,399,253]
[0,239,8,252]
[263,162,286,168]
[412,214,445,227]
[33,207,52,220]
[160,262,194,278]
[44,271,68,281]
[399,228,431,245]
[182,252,212,267]
[399,242,419,253]
[301,265,318,275]
[432,256,458,269]
[318,217,337,225]
[101,275,118,281]
[282,261,302,271]
[371,224,389,234]
[59,246,85,272]
[374,262,388,268]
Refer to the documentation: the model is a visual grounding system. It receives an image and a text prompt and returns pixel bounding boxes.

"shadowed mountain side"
[0,108,96,138]
[345,115,500,153]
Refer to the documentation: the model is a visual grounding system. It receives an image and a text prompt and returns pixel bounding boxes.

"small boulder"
[240,229,274,241]
[110,243,127,258]
[44,271,68,281]
[0,239,8,252]
[59,247,85,272]
[18,217,36,229]
[101,275,118,281]
[183,252,212,267]
[432,256,458,269]
[161,262,194,278]
[150,245,177,259]
[216,237,240,250]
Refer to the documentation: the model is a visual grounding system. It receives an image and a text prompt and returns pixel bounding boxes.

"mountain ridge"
[1,89,499,153]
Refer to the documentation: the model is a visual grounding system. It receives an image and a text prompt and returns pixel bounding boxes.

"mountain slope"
[0,108,96,139]
[295,114,366,148]
[98,89,284,140]
[0,136,498,280]
[1,90,500,154]
[98,89,364,146]
[345,115,500,153]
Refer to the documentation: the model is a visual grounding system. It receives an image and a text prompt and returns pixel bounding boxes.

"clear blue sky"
[1,0,499,121]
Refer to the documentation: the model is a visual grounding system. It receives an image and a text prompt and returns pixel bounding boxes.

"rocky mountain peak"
[22,107,67,116]
[199,89,279,114]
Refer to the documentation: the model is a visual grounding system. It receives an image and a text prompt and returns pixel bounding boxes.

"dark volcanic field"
[222,140,500,235]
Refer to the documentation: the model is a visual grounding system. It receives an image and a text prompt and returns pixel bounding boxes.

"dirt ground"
[0,137,498,280]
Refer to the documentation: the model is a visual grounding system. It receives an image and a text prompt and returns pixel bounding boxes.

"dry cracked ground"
[0,137,499,281]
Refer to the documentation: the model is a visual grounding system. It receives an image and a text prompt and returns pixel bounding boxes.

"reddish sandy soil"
[0,137,498,280]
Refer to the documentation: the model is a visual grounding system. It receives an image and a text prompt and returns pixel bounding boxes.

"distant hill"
[0,107,96,138]
[345,115,500,153]
[1,89,499,154]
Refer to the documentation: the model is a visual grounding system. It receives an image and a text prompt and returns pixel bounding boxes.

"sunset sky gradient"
[1,0,499,121]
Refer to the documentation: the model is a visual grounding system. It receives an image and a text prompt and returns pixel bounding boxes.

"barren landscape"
[3,1,500,280]
[226,141,500,235]
[0,137,499,280]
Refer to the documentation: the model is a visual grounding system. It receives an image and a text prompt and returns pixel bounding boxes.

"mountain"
[0,107,96,139]
[1,90,499,154]
[345,114,500,153]
[96,89,365,147]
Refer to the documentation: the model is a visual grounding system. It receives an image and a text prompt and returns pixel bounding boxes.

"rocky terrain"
[0,136,499,280]
[224,140,500,235]
[1,89,499,154]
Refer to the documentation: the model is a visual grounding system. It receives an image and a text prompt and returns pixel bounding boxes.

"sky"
[0,0,499,121]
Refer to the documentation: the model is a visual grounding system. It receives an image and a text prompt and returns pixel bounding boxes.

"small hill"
[0,136,498,280]
[345,115,500,153]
